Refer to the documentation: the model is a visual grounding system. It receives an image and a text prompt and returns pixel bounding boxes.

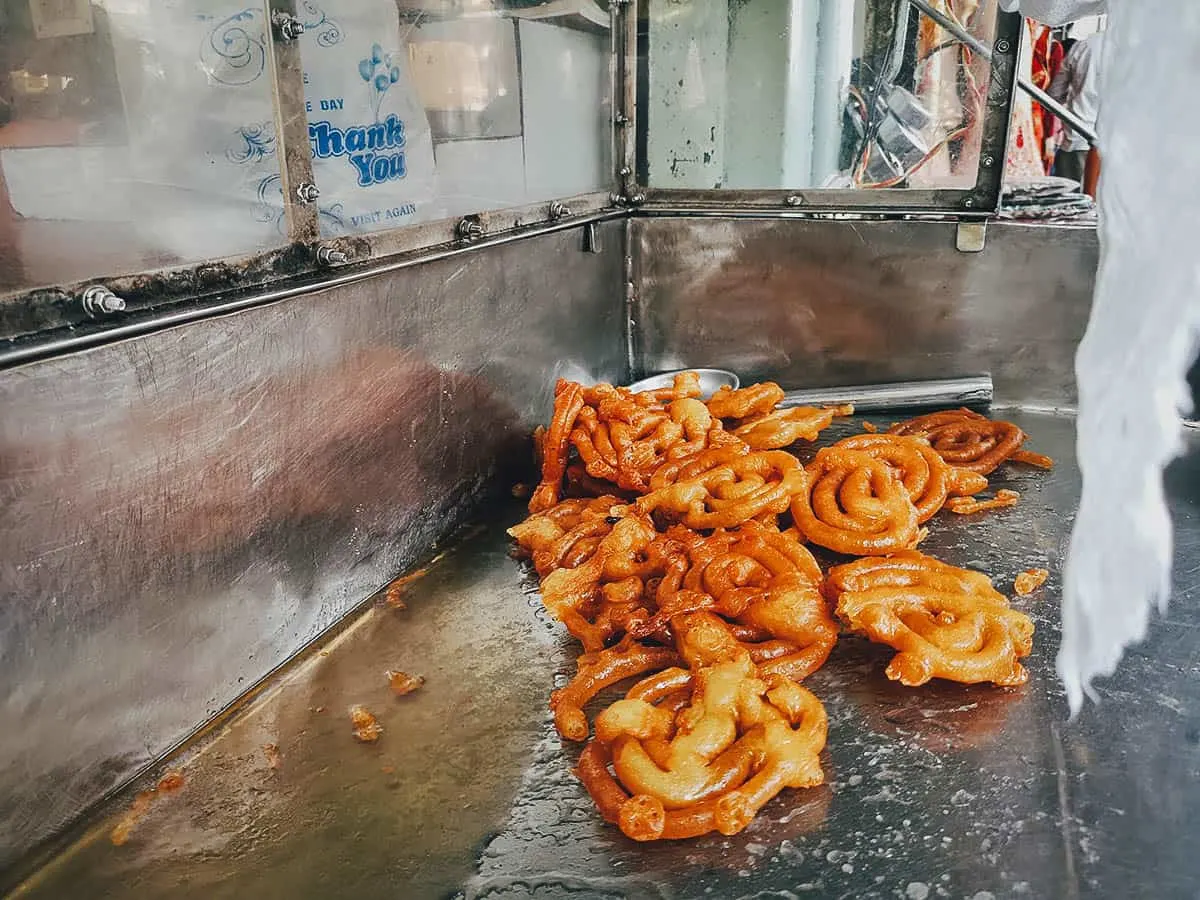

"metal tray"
[11,411,1200,900]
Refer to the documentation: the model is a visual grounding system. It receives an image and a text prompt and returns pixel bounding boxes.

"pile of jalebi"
[509,375,1051,841]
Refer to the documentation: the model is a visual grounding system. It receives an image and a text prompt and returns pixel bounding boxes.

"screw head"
[785,195,804,207]
[995,39,1011,53]
[963,198,975,208]
[981,155,995,168]
[296,182,320,204]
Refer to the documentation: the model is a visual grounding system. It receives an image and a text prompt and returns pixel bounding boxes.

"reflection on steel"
[14,415,1200,900]
[633,217,1098,408]
[778,375,993,412]
[0,222,626,876]
[80,285,126,318]
[906,0,1098,145]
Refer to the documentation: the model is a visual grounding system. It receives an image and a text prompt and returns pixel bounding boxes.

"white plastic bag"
[298,1,437,233]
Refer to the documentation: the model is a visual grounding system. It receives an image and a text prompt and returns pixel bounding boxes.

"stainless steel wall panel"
[632,217,1098,408]
[0,221,625,874]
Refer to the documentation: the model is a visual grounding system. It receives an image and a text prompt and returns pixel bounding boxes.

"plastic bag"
[298,1,437,233]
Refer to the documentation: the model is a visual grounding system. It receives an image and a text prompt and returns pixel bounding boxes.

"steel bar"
[779,374,994,411]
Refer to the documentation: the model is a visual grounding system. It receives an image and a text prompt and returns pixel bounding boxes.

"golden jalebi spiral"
[790,447,921,555]
[832,433,964,523]
[576,613,827,841]
[550,638,681,741]
[636,449,807,531]
[706,383,786,420]
[732,404,854,450]
[571,388,740,493]
[508,495,625,577]
[826,551,1035,687]
[887,408,1049,476]
[538,514,671,652]
[643,523,837,681]
[529,380,585,513]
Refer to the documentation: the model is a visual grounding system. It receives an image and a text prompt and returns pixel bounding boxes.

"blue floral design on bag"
[200,9,266,86]
[298,0,343,47]
[226,122,276,164]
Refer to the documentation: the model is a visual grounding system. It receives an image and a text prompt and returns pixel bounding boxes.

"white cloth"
[1048,32,1104,151]
[1003,0,1200,715]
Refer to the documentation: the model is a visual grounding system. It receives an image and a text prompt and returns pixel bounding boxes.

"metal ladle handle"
[779,375,993,413]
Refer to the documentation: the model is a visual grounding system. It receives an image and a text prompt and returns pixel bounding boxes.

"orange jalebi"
[511,377,1054,843]
[945,489,1020,516]
[791,447,921,555]
[832,433,954,523]
[1013,567,1050,596]
[826,551,1035,687]
[508,495,626,577]
[636,449,807,531]
[732,404,854,451]
[576,613,827,841]
[707,383,786,420]
[538,514,670,652]
[887,408,1052,476]
[529,380,585,512]
[645,523,838,682]
[551,638,681,740]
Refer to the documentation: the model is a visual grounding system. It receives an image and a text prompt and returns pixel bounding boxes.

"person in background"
[1048,29,1104,190]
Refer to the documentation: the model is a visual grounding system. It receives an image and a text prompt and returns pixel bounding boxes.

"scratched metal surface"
[631,218,1099,409]
[13,411,1200,900]
[0,221,626,878]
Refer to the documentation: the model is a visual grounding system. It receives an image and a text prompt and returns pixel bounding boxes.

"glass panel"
[644,0,999,191]
[299,0,614,235]
[0,1,289,296]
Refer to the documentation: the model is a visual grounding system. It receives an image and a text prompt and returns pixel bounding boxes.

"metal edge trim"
[0,210,625,370]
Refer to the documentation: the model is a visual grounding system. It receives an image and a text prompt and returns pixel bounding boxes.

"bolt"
[549,201,571,220]
[785,195,804,207]
[81,285,126,317]
[963,198,976,208]
[619,166,632,178]
[271,11,304,41]
[995,39,1011,53]
[614,114,629,127]
[609,192,625,206]
[981,155,995,168]
[627,193,646,205]
[456,217,484,240]
[317,246,348,266]
[296,182,320,204]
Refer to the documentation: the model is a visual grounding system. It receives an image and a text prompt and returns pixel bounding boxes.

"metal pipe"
[779,374,994,412]
[906,0,1098,146]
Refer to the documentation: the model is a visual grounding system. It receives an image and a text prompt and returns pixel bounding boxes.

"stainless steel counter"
[10,411,1200,900]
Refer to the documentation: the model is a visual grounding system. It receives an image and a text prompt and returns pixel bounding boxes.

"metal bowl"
[625,368,739,399]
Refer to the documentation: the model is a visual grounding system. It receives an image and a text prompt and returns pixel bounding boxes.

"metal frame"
[632,0,1023,216]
